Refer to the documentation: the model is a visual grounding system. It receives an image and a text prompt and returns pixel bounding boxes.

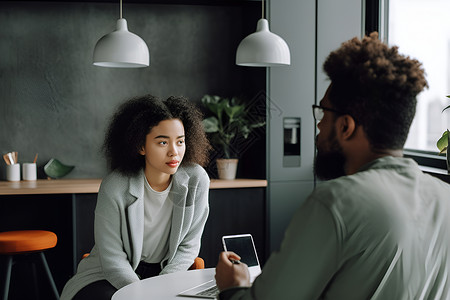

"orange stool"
[189,257,205,270]
[0,230,59,300]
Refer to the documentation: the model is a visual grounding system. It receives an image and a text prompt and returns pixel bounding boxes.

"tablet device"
[222,233,261,282]
[177,233,261,299]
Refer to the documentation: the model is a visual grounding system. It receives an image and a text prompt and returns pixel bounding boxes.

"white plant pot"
[216,158,238,180]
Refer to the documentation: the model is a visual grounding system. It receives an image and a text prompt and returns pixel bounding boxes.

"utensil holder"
[6,164,20,181]
[23,163,37,181]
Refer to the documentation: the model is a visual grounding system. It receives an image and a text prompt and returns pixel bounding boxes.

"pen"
[230,259,241,265]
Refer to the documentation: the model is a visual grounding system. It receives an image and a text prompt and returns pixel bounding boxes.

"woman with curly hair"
[61,95,211,300]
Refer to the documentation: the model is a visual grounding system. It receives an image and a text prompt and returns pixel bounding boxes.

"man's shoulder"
[311,169,397,209]
[310,161,449,214]
[313,174,363,198]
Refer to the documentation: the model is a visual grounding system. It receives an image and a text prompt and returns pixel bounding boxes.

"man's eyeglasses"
[312,105,346,121]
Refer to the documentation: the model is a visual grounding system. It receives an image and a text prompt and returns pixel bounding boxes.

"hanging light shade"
[93,0,149,68]
[236,0,290,67]
[236,19,290,67]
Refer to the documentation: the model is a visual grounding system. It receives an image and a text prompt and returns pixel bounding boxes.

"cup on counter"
[6,164,20,181]
[22,163,37,181]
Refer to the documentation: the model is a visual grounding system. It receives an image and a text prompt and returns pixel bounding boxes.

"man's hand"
[215,251,251,291]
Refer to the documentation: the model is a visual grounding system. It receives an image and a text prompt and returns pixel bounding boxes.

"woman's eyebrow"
[154,135,169,139]
[154,135,185,139]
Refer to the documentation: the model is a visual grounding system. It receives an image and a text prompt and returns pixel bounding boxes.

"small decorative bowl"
[44,158,74,179]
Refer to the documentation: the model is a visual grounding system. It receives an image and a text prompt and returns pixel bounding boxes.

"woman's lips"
[166,160,179,168]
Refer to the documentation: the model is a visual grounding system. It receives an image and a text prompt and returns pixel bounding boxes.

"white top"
[141,178,173,263]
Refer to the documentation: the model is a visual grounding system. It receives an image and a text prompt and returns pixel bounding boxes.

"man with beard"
[215,32,450,299]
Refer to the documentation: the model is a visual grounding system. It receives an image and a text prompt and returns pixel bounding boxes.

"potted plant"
[436,95,450,172]
[201,94,265,180]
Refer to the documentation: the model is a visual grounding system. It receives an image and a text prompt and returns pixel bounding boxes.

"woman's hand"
[215,251,251,291]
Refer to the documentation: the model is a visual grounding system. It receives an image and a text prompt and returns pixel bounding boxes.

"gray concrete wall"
[0,1,265,179]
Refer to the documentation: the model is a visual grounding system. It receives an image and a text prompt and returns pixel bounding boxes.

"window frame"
[364,0,448,173]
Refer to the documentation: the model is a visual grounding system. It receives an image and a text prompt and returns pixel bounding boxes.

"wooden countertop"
[0,178,267,195]
[210,179,267,189]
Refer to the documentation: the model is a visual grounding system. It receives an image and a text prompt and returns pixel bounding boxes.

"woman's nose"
[168,143,178,156]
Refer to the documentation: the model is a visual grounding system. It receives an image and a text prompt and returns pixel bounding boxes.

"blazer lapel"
[167,167,189,260]
[126,171,145,269]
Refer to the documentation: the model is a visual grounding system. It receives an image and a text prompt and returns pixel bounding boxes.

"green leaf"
[240,125,251,139]
[443,95,450,112]
[224,104,244,120]
[437,130,449,154]
[201,95,221,115]
[230,96,240,106]
[201,94,266,157]
[217,98,229,114]
[250,121,266,128]
[443,105,450,112]
[202,117,219,133]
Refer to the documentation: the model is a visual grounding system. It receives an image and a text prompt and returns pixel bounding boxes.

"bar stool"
[189,257,205,270]
[0,230,59,300]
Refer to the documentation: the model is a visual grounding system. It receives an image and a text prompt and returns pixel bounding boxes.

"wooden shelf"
[0,179,101,195]
[0,178,267,195]
[209,179,267,189]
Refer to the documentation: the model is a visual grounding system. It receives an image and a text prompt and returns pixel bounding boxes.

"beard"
[314,129,347,181]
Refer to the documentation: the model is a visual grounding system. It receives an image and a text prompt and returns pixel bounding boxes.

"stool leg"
[1,255,12,300]
[38,252,59,299]
[31,259,40,300]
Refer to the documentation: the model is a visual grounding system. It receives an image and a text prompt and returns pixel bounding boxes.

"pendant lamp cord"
[261,0,264,19]
[120,0,123,19]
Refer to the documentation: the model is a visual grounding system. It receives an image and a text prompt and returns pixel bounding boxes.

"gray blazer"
[61,164,210,300]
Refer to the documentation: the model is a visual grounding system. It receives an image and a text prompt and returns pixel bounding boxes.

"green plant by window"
[201,94,265,159]
[436,95,450,154]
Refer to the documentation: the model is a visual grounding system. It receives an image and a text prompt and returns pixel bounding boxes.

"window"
[387,0,450,154]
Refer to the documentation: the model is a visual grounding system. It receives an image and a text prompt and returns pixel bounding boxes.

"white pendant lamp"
[236,0,290,67]
[93,0,149,68]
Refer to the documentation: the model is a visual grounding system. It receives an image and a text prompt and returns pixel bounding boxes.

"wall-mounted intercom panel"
[283,117,301,167]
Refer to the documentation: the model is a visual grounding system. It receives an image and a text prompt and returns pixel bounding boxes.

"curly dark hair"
[323,32,428,150]
[103,95,211,175]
